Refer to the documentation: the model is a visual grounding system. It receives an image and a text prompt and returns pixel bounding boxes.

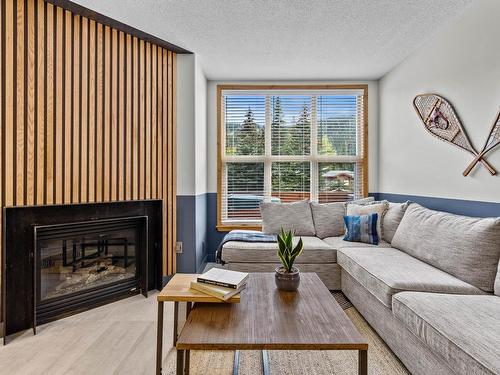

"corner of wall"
[175,54,210,272]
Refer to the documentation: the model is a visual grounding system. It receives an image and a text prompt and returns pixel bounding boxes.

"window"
[217,85,368,230]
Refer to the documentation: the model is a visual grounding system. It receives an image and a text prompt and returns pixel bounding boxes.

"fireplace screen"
[36,218,144,303]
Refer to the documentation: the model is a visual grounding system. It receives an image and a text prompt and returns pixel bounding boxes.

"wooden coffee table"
[176,273,368,375]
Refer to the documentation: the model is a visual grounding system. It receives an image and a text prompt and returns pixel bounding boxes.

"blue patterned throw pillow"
[343,213,379,245]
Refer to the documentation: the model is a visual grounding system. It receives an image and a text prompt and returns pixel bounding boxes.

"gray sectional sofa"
[220,200,500,375]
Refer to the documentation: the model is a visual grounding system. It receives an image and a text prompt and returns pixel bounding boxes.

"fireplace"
[35,217,147,324]
[3,200,163,342]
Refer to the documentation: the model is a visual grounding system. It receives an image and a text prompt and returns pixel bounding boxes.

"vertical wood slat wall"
[0,0,177,299]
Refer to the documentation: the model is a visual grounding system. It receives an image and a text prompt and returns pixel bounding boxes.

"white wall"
[195,59,208,196]
[207,80,380,193]
[176,55,196,195]
[176,54,208,196]
[379,0,500,203]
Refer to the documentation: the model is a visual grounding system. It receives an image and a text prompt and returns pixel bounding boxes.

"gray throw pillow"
[310,202,345,239]
[392,203,500,292]
[382,201,410,243]
[260,201,315,236]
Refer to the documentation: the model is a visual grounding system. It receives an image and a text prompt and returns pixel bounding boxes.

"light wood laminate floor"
[0,288,408,375]
[0,292,181,375]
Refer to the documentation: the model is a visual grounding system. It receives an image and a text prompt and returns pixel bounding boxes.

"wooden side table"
[156,273,240,375]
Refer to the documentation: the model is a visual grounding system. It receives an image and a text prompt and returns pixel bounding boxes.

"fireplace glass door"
[36,218,144,303]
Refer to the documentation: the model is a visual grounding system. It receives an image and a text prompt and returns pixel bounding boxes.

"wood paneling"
[16,0,24,206]
[0,0,178,322]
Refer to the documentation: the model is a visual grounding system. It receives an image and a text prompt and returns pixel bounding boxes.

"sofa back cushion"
[310,202,345,239]
[260,201,315,236]
[392,203,500,292]
[382,201,410,243]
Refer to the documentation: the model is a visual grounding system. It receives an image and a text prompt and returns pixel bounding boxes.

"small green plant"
[277,228,304,273]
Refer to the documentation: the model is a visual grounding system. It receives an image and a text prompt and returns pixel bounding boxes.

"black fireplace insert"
[2,200,163,342]
[35,216,147,324]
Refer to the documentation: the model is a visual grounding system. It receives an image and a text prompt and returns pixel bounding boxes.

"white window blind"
[219,88,367,227]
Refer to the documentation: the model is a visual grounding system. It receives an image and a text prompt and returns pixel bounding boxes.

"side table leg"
[262,350,270,375]
[232,350,240,375]
[186,302,192,319]
[358,349,368,375]
[176,350,184,375]
[173,301,179,346]
[156,301,164,375]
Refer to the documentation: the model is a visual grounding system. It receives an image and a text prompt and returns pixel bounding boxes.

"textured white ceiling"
[74,0,473,80]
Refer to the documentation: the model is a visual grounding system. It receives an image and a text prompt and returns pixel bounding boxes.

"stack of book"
[190,268,248,301]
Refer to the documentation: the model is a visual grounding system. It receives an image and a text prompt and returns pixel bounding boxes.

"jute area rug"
[162,292,409,375]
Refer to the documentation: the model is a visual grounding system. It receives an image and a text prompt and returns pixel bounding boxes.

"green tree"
[281,103,310,155]
[235,107,264,155]
[272,162,311,194]
[271,103,312,197]
[318,134,336,155]
[295,104,311,155]
[271,97,286,154]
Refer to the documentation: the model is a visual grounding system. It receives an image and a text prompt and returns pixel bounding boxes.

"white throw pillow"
[345,200,389,240]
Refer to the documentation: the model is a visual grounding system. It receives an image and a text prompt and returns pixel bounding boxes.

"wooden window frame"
[217,84,369,232]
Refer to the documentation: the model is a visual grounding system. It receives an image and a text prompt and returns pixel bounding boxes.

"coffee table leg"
[176,350,184,375]
[262,350,270,375]
[184,350,190,375]
[173,301,179,346]
[156,301,164,375]
[232,350,240,375]
[186,302,192,319]
[359,349,368,375]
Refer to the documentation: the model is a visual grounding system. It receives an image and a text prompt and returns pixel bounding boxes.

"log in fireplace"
[2,200,163,343]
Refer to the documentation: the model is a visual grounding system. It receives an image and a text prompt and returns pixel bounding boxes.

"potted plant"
[275,228,304,291]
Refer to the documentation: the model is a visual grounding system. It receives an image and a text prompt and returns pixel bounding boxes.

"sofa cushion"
[393,292,500,375]
[310,202,345,239]
[323,236,391,249]
[337,247,484,308]
[391,203,500,292]
[222,236,335,264]
[260,201,315,236]
[382,201,410,243]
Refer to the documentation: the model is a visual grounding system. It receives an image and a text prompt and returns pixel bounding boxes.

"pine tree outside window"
[217,85,368,230]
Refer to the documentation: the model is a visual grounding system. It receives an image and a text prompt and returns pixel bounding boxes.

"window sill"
[216,224,262,232]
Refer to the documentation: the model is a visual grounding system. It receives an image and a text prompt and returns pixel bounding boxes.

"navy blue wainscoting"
[176,194,209,273]
[373,193,500,218]
[207,192,227,262]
